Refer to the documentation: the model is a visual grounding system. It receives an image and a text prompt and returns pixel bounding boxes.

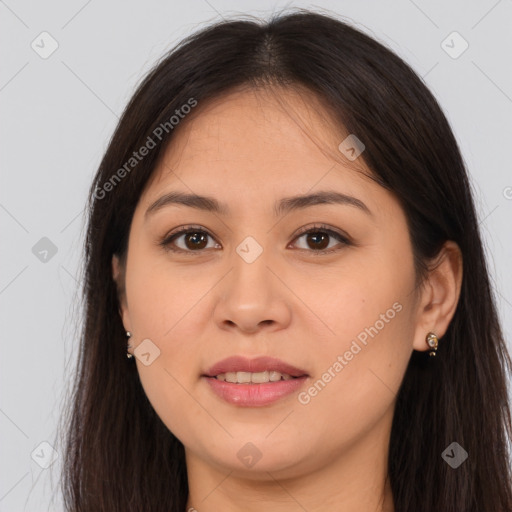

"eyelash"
[158,223,352,256]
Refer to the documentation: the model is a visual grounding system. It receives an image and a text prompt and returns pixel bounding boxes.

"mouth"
[212,370,300,383]
[202,355,309,407]
[203,355,309,379]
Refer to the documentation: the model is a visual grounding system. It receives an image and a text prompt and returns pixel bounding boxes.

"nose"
[212,247,292,335]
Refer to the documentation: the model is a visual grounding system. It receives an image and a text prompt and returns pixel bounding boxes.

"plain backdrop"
[1,1,511,510]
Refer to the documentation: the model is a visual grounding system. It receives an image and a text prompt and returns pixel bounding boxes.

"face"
[113,86,426,479]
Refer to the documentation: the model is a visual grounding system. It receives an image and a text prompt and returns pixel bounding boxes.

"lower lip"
[203,376,308,407]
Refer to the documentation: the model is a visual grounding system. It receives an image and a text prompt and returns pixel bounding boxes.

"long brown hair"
[57,9,512,511]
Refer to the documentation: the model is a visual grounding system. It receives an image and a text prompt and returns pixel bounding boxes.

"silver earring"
[126,331,133,359]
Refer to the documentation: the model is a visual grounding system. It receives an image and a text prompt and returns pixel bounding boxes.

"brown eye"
[304,232,330,251]
[291,225,351,254]
[181,231,209,250]
[160,227,219,253]
[160,224,350,255]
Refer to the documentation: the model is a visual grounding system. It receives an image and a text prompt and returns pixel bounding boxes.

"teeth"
[236,371,252,383]
[270,370,283,381]
[215,371,296,383]
[249,371,268,383]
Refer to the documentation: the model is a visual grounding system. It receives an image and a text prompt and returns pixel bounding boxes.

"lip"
[204,356,308,378]
[202,356,309,407]
[203,375,309,407]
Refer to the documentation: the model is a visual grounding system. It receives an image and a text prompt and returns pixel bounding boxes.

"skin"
[112,86,463,512]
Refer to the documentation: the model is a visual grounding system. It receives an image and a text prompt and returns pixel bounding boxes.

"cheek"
[125,246,212,339]
[292,303,414,458]
[125,250,215,442]
[296,253,415,431]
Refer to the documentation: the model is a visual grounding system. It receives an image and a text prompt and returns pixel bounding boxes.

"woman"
[59,9,512,511]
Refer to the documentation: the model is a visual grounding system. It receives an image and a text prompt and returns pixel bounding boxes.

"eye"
[159,225,219,254]
[159,223,351,255]
[289,224,351,255]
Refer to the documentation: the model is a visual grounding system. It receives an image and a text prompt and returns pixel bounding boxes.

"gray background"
[1,0,511,510]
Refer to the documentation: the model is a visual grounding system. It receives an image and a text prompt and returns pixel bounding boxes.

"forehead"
[142,86,376,202]
[137,89,396,226]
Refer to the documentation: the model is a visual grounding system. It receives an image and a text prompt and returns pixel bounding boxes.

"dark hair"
[57,8,512,511]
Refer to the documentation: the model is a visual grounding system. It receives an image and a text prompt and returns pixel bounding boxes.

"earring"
[426,332,439,357]
[126,331,133,359]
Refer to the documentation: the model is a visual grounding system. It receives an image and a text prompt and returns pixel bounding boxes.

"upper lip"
[204,356,309,378]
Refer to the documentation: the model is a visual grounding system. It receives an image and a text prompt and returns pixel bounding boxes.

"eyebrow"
[145,190,373,219]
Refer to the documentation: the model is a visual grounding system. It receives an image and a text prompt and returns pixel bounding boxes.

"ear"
[412,240,463,352]
[112,254,132,333]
